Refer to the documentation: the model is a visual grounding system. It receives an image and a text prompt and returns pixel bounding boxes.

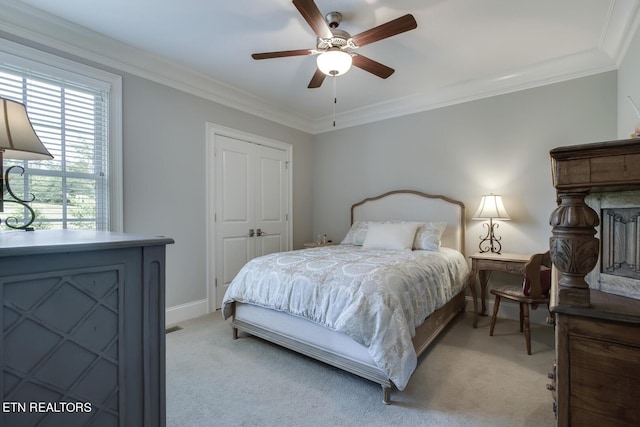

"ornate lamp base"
[478,218,503,254]
[1,165,36,230]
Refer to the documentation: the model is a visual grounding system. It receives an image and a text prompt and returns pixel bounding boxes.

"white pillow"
[413,222,446,251]
[362,222,419,251]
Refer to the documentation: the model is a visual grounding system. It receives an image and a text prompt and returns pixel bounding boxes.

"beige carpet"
[166,309,556,426]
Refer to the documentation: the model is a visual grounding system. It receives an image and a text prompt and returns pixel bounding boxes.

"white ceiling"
[7,0,640,133]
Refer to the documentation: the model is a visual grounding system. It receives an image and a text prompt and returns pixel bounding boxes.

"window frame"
[0,38,123,231]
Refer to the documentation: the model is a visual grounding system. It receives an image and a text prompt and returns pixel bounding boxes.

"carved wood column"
[549,138,640,307]
[549,191,599,307]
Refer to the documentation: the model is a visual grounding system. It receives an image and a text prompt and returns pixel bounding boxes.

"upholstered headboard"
[351,190,466,255]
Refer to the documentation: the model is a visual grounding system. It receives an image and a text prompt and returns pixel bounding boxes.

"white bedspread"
[222,245,469,390]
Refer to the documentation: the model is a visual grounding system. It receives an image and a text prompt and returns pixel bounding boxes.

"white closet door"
[215,135,288,309]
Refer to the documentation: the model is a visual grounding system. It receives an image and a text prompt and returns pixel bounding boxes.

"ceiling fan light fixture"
[316,49,352,76]
[251,2,417,88]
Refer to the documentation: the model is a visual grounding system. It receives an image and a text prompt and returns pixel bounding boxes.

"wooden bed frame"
[229,190,469,404]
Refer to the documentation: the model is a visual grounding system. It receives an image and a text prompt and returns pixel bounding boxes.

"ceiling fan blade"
[252,49,314,60]
[352,54,395,79]
[293,0,333,39]
[308,68,326,88]
[351,14,417,47]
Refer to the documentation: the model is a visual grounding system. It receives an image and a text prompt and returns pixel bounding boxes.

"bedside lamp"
[473,193,510,254]
[0,97,54,230]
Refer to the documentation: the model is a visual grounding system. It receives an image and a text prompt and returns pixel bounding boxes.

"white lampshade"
[0,97,53,160]
[316,49,352,76]
[473,194,511,220]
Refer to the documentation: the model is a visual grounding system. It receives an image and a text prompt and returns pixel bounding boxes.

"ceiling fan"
[251,0,417,88]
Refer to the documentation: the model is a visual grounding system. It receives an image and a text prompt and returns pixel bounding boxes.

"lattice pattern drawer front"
[2,265,124,427]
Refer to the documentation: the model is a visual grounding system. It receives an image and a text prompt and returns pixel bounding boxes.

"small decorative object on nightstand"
[304,234,333,248]
[304,242,332,248]
[472,193,511,254]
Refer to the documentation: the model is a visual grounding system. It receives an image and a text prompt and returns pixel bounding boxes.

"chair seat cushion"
[522,267,552,296]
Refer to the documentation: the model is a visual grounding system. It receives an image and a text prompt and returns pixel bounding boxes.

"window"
[0,40,122,231]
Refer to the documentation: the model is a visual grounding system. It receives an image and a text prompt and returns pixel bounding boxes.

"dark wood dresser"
[549,138,640,426]
[0,230,173,427]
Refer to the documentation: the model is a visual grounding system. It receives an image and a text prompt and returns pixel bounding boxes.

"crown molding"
[312,48,619,133]
[608,0,640,66]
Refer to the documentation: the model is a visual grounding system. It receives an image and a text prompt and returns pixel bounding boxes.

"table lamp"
[473,193,510,254]
[0,97,54,230]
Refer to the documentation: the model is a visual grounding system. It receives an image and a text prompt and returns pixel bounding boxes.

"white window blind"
[0,63,110,230]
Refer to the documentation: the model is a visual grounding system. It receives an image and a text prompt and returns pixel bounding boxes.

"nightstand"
[303,242,335,248]
[468,252,532,328]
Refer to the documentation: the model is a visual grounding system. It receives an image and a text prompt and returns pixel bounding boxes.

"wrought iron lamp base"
[478,219,503,254]
[1,165,36,230]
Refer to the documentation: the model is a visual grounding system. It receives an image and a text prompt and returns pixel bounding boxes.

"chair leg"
[489,295,501,336]
[519,302,524,332]
[522,303,532,355]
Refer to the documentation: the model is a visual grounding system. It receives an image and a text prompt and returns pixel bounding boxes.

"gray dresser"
[0,230,173,427]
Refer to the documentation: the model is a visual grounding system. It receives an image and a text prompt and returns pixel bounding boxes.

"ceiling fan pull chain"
[332,75,337,127]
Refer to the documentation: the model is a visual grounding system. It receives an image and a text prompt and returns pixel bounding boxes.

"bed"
[222,190,471,404]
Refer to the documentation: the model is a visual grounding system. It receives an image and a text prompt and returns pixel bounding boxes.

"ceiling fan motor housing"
[317,29,352,50]
[325,11,342,28]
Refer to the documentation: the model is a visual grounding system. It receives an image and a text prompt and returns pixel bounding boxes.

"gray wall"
[121,75,314,306]
[618,22,640,139]
[312,72,618,259]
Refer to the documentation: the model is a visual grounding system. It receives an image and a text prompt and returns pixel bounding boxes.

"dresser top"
[0,230,174,257]
[550,138,640,160]
[550,138,640,192]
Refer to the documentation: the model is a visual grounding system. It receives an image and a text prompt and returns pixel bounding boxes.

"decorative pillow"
[413,222,446,251]
[522,268,552,296]
[340,221,369,245]
[340,220,398,245]
[362,222,419,251]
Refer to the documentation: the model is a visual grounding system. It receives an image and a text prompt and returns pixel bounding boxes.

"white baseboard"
[165,299,209,327]
[465,296,551,326]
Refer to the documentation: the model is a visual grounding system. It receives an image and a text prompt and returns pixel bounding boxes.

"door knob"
[248,229,255,237]
[257,228,266,236]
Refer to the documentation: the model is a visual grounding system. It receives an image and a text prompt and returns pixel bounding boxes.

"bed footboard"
[229,289,465,404]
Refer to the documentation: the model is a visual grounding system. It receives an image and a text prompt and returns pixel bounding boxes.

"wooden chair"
[489,251,552,355]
